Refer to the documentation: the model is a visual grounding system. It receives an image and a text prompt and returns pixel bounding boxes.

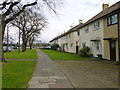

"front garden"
[40,49,88,60]
[2,60,36,88]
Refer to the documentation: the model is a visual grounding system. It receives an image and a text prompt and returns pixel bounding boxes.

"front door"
[110,40,116,60]
[95,42,100,57]
[76,46,78,54]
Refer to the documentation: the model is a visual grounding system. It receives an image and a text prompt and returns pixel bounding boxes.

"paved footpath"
[28,49,74,88]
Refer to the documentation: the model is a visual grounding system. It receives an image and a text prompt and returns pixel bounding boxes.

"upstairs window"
[77,31,80,36]
[85,26,89,33]
[94,22,100,30]
[107,14,118,26]
[69,34,71,38]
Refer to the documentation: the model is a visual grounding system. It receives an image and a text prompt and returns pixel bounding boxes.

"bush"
[79,46,90,57]
[89,53,93,57]
[51,44,59,51]
[97,54,102,59]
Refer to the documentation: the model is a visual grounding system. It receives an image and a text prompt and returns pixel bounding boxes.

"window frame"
[107,13,118,26]
[84,26,89,33]
[82,42,86,48]
[69,34,71,38]
[71,43,73,48]
[94,22,100,30]
[77,31,80,36]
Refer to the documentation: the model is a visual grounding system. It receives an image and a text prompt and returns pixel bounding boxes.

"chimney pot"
[102,3,109,10]
[79,19,83,24]
[70,26,73,29]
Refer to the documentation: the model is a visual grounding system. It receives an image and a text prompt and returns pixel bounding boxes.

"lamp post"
[7,25,9,52]
[0,14,2,61]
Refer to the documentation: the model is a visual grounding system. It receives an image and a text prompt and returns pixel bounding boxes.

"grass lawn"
[4,49,37,59]
[2,60,36,88]
[41,49,88,60]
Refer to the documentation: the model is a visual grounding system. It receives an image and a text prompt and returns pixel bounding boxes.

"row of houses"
[49,1,120,62]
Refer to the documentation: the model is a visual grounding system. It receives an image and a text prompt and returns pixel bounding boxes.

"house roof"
[77,1,120,29]
[50,1,120,43]
[49,23,83,42]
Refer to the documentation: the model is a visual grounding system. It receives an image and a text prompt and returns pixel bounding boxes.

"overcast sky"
[40,0,120,43]
[6,0,120,44]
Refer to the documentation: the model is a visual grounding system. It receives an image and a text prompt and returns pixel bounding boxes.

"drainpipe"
[118,12,120,62]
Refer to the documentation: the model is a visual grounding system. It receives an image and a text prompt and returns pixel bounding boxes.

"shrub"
[79,46,90,57]
[89,53,93,57]
[51,44,59,51]
[97,54,102,59]
[115,61,120,65]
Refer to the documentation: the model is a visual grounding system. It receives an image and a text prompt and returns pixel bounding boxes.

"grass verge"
[41,49,88,60]
[2,60,36,88]
[4,49,37,59]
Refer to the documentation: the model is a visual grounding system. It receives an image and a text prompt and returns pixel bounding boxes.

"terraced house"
[50,21,83,53]
[50,1,120,62]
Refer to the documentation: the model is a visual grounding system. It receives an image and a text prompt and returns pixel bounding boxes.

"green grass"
[4,49,37,59]
[41,49,88,60]
[2,60,36,88]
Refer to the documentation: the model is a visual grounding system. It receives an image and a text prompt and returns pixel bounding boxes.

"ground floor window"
[71,43,73,48]
[82,42,86,48]
[95,42,100,51]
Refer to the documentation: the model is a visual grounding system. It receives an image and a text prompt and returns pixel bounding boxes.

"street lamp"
[0,14,3,61]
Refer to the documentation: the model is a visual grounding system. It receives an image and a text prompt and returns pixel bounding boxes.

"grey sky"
[4,0,120,44]
[40,0,120,43]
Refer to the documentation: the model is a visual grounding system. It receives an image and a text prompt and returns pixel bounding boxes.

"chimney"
[102,3,109,10]
[79,19,83,24]
[70,26,73,29]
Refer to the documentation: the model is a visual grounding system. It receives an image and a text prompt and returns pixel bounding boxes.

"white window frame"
[82,42,86,48]
[71,43,73,48]
[94,22,100,30]
[85,26,89,33]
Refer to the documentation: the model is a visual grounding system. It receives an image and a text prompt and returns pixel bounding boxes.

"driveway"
[54,59,119,88]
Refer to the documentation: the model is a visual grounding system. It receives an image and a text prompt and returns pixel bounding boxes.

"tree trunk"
[22,36,27,52]
[30,44,32,49]
[0,16,6,62]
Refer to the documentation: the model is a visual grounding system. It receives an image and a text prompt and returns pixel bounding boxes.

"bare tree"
[11,8,47,52]
[0,0,37,61]
[29,34,37,49]
[0,0,62,61]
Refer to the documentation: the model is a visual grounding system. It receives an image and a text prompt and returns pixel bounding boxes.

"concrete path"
[28,49,73,88]
[5,59,36,60]
[55,59,119,88]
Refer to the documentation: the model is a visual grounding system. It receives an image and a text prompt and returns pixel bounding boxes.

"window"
[94,22,100,30]
[96,42,100,50]
[107,14,118,25]
[71,43,73,47]
[69,34,71,38]
[82,43,86,48]
[77,31,80,36]
[85,26,89,33]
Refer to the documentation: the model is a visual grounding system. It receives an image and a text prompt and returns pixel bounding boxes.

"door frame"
[110,39,116,61]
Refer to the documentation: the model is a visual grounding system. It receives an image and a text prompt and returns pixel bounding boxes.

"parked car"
[42,46,51,50]
[3,46,7,52]
[8,47,12,52]
[13,47,18,49]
